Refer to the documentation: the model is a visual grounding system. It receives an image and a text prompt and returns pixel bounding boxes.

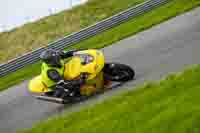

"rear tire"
[103,63,135,82]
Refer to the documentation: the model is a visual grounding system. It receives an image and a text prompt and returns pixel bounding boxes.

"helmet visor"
[47,55,62,67]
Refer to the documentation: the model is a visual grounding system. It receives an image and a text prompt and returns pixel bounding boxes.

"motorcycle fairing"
[64,49,105,80]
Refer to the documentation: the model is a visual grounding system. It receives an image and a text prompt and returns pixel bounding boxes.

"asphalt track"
[1,7,200,133]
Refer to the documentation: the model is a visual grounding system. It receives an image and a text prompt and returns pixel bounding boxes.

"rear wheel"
[103,63,135,82]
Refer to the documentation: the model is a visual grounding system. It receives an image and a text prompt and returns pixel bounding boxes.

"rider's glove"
[58,49,77,59]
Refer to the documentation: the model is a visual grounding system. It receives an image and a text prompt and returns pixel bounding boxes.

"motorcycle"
[28,49,135,104]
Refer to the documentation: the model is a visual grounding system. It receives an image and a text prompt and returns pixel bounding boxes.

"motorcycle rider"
[40,49,87,97]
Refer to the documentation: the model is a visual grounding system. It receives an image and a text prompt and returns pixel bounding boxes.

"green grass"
[0,0,144,63]
[20,64,200,133]
[1,0,200,92]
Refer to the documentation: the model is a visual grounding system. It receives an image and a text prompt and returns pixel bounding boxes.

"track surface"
[1,7,200,133]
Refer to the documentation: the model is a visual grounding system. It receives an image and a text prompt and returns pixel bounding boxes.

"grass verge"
[20,64,200,133]
[0,0,200,91]
[0,0,144,63]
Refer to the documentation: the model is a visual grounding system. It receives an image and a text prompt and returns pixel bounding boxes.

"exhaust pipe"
[34,95,65,104]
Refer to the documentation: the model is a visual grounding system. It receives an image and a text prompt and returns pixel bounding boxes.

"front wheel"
[103,63,135,82]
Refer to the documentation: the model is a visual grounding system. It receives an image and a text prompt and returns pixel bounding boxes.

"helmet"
[40,49,62,67]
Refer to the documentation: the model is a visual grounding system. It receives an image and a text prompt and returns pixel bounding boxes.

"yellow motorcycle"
[29,49,135,104]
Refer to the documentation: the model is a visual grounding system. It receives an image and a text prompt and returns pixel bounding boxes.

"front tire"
[103,63,135,82]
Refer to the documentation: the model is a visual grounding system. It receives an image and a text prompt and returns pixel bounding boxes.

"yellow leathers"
[41,60,64,88]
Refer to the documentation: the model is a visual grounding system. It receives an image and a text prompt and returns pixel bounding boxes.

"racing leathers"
[40,49,86,97]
